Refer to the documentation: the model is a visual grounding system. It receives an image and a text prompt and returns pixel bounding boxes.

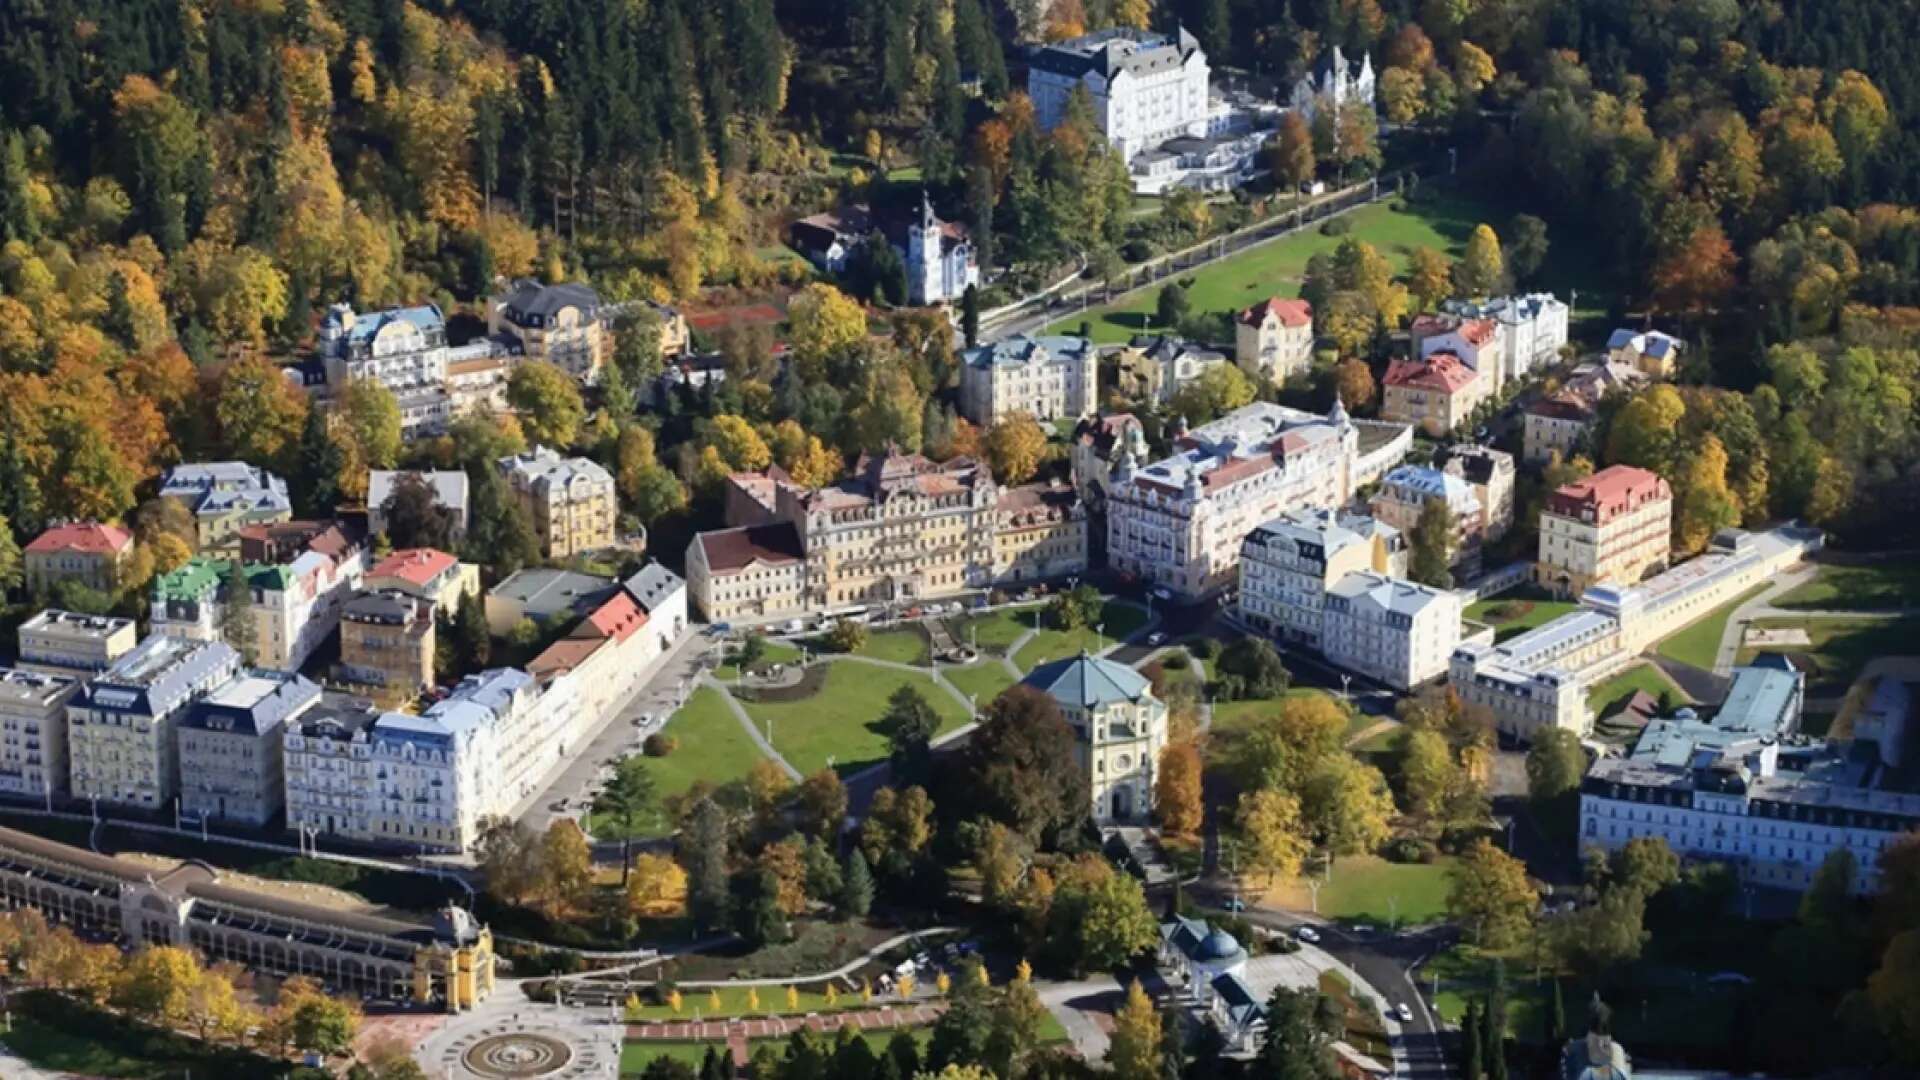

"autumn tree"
[537,819,594,913]
[796,769,849,838]
[1235,788,1309,885]
[508,361,586,449]
[217,355,309,467]
[986,413,1047,484]
[1651,224,1737,320]
[1454,224,1505,299]
[1269,112,1316,190]
[112,945,202,1028]
[1154,741,1203,835]
[1302,756,1395,866]
[1107,980,1162,1080]
[960,687,1089,845]
[1335,358,1375,411]
[788,283,868,382]
[1406,247,1454,313]
[334,379,403,498]
[1448,838,1539,947]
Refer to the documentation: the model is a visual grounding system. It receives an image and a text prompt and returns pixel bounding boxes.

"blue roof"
[341,304,444,346]
[1382,464,1472,505]
[1198,927,1246,962]
[1715,666,1800,736]
[1023,651,1152,709]
[1211,973,1265,1025]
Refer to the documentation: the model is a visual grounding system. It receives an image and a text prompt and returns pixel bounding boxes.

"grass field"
[742,662,970,776]
[1207,689,1348,740]
[715,638,803,681]
[1011,602,1151,671]
[1654,584,1771,670]
[591,688,768,837]
[941,662,1018,709]
[856,627,932,666]
[944,605,1042,655]
[1044,191,1494,343]
[1465,589,1581,645]
[1736,616,1920,696]
[1774,562,1920,611]
[1260,854,1456,926]
[620,1017,1069,1077]
[1586,661,1688,717]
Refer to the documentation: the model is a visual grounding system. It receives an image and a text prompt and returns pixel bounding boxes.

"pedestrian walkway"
[627,1002,945,1042]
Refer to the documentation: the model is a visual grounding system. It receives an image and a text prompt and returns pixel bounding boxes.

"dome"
[1198,927,1244,962]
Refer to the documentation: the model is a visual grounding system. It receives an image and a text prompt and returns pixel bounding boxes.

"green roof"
[152,557,226,601]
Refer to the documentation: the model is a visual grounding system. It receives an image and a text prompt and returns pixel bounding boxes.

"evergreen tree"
[1462,999,1482,1080]
[681,798,731,932]
[454,591,491,671]
[291,407,345,519]
[885,1030,921,1079]
[962,284,981,348]
[839,848,875,917]
[1485,960,1509,1080]
[0,129,39,243]
[464,466,541,580]
[1549,978,1566,1046]
[1409,497,1456,588]
[221,559,257,665]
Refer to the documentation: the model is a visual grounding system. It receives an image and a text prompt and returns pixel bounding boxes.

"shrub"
[1320,216,1352,237]
[644,733,678,757]
[1384,836,1439,864]
[1121,238,1157,262]
[1189,637,1218,659]
[1161,651,1190,670]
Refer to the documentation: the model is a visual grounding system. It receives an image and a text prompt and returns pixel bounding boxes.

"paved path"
[706,673,802,781]
[1344,718,1400,749]
[627,1002,945,1042]
[1709,565,1817,674]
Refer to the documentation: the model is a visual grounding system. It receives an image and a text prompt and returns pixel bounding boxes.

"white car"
[1395,1003,1414,1023]
[1147,632,1166,646]
[1294,926,1320,943]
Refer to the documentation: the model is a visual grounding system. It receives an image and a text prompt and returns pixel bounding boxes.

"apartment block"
[68,637,243,810]
[1537,465,1673,597]
[16,610,137,677]
[23,523,133,595]
[1321,572,1464,689]
[959,334,1097,426]
[499,447,617,559]
[178,671,319,827]
[0,668,78,801]
[158,462,292,549]
[1237,509,1404,647]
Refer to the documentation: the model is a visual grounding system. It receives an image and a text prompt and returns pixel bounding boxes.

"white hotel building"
[1438,293,1570,386]
[1029,28,1210,163]
[1236,509,1404,649]
[1106,402,1411,602]
[1321,572,1465,690]
[1582,663,1920,896]
[959,334,1098,427]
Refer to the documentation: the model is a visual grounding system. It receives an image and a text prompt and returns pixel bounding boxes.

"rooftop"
[1029,26,1203,80]
[1380,464,1479,511]
[20,609,135,638]
[370,548,460,589]
[1245,508,1398,559]
[963,334,1094,370]
[24,522,132,556]
[694,523,805,575]
[622,563,685,613]
[499,447,614,492]
[498,279,603,324]
[1237,296,1312,328]
[183,672,321,736]
[1023,651,1155,710]
[1386,351,1478,393]
[0,668,77,709]
[490,568,618,620]
[1548,464,1671,519]
[1129,402,1348,495]
[1327,570,1454,618]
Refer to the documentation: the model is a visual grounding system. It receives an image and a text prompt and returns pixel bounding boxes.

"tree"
[1217,636,1290,699]
[221,560,257,664]
[1050,859,1158,973]
[1447,838,1539,947]
[282,983,360,1057]
[474,817,541,906]
[797,769,849,838]
[1406,247,1454,313]
[884,685,942,784]
[1302,756,1395,864]
[827,618,868,653]
[839,848,875,917]
[788,283,869,381]
[1154,742,1203,835]
[1269,112,1316,190]
[962,687,1090,844]
[292,406,346,518]
[1504,214,1549,286]
[217,355,308,467]
[1675,433,1739,555]
[0,515,19,597]
[682,798,732,931]
[1379,66,1427,126]
[1106,980,1161,1080]
[1155,283,1190,330]
[625,853,688,919]
[1867,929,1920,1067]
[985,413,1047,484]
[1235,788,1308,885]
[113,945,201,1027]
[1046,583,1103,631]
[1454,224,1504,299]
[592,756,656,884]
[464,465,540,579]
[1651,224,1737,320]
[380,472,456,549]
[961,285,981,348]
[1408,497,1455,587]
[1335,358,1375,411]
[862,785,935,866]
[1320,291,1376,357]
[336,378,403,487]
[1525,728,1586,803]
[1261,987,1337,1080]
[707,414,772,472]
[508,361,586,449]
[756,836,810,916]
[538,819,594,911]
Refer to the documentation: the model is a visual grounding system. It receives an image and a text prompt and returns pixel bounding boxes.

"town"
[0,3,1917,1080]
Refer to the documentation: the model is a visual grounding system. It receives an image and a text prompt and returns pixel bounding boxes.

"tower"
[906,191,944,305]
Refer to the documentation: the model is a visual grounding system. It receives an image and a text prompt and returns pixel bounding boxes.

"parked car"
[1151,586,1173,601]
[1294,926,1320,943]
[1147,632,1166,646]
[1395,1003,1414,1023]
[706,622,732,636]
[1221,898,1247,913]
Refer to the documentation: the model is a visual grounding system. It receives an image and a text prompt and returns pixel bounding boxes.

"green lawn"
[1044,191,1496,343]
[943,603,1044,655]
[1207,689,1341,740]
[1464,590,1581,645]
[591,688,769,837]
[1774,562,1920,612]
[1011,602,1152,671]
[1654,584,1772,670]
[1428,945,1741,1053]
[941,662,1018,710]
[1263,854,1457,926]
[1586,662,1688,717]
[857,627,932,666]
[1736,616,1920,696]
[742,662,971,776]
[622,1024,988,1077]
[0,991,295,1078]
[715,638,803,681]
[624,985,868,1022]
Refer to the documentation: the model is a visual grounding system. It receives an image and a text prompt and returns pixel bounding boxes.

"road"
[518,632,719,839]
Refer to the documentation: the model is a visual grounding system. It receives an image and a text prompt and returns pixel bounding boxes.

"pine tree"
[1485,960,1509,1080]
[454,591,491,671]
[221,560,257,665]
[1462,999,1482,1080]
[961,284,981,348]
[1409,496,1456,588]
[840,847,875,917]
[1548,978,1566,1046]
[291,407,344,519]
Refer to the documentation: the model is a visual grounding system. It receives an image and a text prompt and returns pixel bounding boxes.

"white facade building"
[959,334,1098,426]
[904,194,980,305]
[1321,572,1465,690]
[0,668,78,801]
[1289,47,1375,121]
[1440,293,1571,386]
[1029,28,1211,163]
[1107,401,1409,601]
[178,672,319,828]
[318,303,455,439]
[1236,509,1404,648]
[67,637,244,811]
[1021,653,1169,824]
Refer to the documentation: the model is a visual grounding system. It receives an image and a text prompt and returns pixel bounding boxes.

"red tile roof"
[1456,318,1499,346]
[528,636,608,679]
[1386,352,1478,394]
[1237,297,1312,329]
[582,592,646,643]
[369,548,458,588]
[1548,465,1672,523]
[25,523,132,556]
[696,523,805,574]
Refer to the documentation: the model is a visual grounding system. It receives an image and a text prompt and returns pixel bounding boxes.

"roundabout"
[427,1013,617,1080]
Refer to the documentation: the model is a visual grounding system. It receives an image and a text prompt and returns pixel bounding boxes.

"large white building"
[1289,47,1375,121]
[1321,572,1465,690]
[1439,293,1570,386]
[1105,401,1411,601]
[1581,662,1920,896]
[0,668,78,802]
[904,194,980,306]
[318,303,455,439]
[177,671,319,828]
[1021,652,1169,824]
[67,637,244,811]
[1029,28,1210,163]
[959,334,1098,426]
[1452,527,1822,741]
[1236,509,1404,648]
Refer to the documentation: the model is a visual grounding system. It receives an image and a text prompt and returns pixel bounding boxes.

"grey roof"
[160,462,291,517]
[0,668,78,710]
[499,447,614,493]
[622,563,685,613]
[1246,508,1398,560]
[963,334,1093,370]
[322,303,444,349]
[1326,571,1453,618]
[499,279,603,326]
[182,672,320,736]
[1128,334,1224,366]
[369,470,470,515]
[1212,972,1265,1026]
[343,590,423,624]
[1716,666,1802,735]
[81,636,239,719]
[490,568,618,620]
[1029,27,1201,80]
[293,699,381,741]
[1022,651,1153,709]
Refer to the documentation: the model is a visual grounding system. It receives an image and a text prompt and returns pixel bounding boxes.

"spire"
[921,189,937,231]
[1328,394,1350,429]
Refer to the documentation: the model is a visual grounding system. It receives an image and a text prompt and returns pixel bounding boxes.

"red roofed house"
[686,523,807,622]
[529,591,652,717]
[1234,297,1315,385]
[365,548,481,615]
[1537,464,1674,597]
[24,523,134,595]
[1416,315,1508,392]
[1382,351,1487,436]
